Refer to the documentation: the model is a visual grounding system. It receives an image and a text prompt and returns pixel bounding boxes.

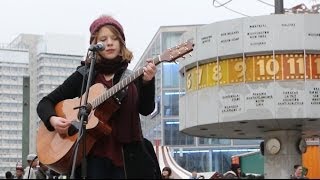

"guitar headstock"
[160,40,194,63]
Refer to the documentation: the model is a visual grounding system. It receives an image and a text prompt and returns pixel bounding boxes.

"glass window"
[211,150,241,173]
[198,137,231,146]
[161,32,184,50]
[162,90,179,117]
[233,139,262,146]
[179,73,186,97]
[173,149,210,172]
[163,63,179,88]
[172,148,259,173]
[164,119,194,145]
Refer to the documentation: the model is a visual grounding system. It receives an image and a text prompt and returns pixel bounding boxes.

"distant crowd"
[5,153,63,179]
[161,163,248,179]
[160,163,308,179]
[4,155,308,179]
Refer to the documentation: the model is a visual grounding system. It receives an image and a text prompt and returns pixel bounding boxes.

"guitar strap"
[113,69,133,104]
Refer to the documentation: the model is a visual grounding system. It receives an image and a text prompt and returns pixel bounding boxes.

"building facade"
[0,34,86,177]
[0,45,29,176]
[178,14,320,178]
[10,34,86,155]
[135,25,261,174]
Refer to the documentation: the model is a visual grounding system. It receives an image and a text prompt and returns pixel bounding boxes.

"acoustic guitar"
[36,40,194,174]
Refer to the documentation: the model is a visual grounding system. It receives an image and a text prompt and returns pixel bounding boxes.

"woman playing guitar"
[37,14,159,179]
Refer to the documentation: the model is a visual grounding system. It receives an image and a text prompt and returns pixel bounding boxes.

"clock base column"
[264,130,302,179]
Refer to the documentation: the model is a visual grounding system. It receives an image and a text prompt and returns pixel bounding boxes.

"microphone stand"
[70,50,97,179]
[27,156,38,179]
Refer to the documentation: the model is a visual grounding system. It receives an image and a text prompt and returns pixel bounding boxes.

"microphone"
[88,42,105,51]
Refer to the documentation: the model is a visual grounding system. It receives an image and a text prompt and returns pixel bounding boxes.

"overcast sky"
[0,0,316,69]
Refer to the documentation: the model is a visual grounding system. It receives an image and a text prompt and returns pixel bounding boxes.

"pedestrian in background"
[290,164,308,179]
[15,161,24,179]
[23,153,38,179]
[36,162,51,179]
[5,171,14,179]
[161,167,173,179]
[223,163,241,179]
[209,171,223,179]
[189,170,198,179]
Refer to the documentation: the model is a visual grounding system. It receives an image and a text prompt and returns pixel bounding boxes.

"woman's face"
[96,26,121,60]
[16,169,23,177]
[295,166,303,177]
[162,170,169,177]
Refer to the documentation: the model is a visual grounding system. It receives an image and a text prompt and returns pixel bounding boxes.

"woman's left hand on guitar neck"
[142,60,156,84]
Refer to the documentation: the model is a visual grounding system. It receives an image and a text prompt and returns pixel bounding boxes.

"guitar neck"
[91,56,161,109]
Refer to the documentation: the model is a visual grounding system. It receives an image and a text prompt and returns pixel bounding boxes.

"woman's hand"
[142,59,157,82]
[49,116,72,137]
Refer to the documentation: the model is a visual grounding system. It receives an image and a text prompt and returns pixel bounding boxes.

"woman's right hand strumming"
[49,116,72,137]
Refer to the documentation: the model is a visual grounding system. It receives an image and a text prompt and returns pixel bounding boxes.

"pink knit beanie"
[89,15,125,43]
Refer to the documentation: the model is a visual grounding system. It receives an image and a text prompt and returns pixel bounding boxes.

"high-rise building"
[0,33,86,177]
[0,44,29,176]
[13,34,86,154]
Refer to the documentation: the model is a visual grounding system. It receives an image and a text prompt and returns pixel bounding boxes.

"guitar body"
[36,83,116,174]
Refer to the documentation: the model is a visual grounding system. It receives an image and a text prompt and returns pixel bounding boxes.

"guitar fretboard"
[91,57,161,109]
